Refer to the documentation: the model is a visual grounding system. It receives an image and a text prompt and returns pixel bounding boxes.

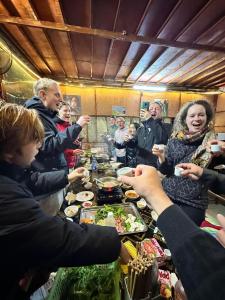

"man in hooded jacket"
[25,78,90,172]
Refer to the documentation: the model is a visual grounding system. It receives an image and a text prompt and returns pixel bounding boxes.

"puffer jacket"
[24,97,82,172]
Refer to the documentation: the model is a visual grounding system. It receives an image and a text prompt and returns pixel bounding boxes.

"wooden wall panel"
[215,111,225,127]
[95,88,141,116]
[216,93,225,112]
[60,85,96,115]
[180,93,215,106]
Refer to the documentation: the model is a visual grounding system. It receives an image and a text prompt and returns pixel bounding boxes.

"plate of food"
[80,203,147,235]
[76,191,94,202]
[64,205,79,218]
[65,192,77,205]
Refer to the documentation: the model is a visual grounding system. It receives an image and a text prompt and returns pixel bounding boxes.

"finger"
[118,175,135,187]
[216,229,225,248]
[176,163,190,170]
[217,214,225,229]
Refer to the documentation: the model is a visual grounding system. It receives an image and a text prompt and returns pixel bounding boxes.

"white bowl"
[64,205,79,218]
[137,199,147,209]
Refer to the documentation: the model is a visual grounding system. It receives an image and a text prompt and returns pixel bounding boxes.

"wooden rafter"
[0,15,225,54]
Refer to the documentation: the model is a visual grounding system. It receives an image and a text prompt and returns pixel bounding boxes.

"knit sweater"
[158,138,209,210]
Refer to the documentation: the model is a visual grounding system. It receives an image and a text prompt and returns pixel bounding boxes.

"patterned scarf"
[172,127,216,167]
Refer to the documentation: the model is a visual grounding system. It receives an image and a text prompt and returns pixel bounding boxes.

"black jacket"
[114,139,137,167]
[158,205,225,300]
[24,97,82,172]
[0,161,120,299]
[200,168,225,194]
[126,118,171,167]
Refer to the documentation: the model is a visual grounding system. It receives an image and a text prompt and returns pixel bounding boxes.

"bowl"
[137,198,147,209]
[82,201,93,208]
[117,167,133,177]
[125,190,139,199]
[64,205,79,218]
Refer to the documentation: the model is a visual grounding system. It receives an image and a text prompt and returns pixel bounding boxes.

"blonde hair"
[33,78,58,96]
[0,101,44,160]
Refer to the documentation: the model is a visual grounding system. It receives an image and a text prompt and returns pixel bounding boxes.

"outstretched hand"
[176,163,203,180]
[118,165,172,215]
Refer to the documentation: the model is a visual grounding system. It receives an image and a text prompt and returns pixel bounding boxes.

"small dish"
[174,166,184,177]
[64,205,79,218]
[125,190,139,199]
[82,201,93,208]
[76,191,94,202]
[137,198,147,209]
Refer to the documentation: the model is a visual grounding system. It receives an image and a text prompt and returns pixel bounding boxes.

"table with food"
[48,150,183,300]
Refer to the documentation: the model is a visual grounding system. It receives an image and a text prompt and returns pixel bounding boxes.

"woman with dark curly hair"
[152,100,216,226]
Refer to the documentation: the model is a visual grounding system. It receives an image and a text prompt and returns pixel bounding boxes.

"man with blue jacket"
[25,78,90,172]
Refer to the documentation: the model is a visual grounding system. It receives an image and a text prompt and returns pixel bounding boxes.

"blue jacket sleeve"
[157,205,225,300]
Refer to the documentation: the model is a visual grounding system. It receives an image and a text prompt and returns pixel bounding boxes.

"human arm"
[26,167,86,195]
[177,163,225,194]
[156,139,175,176]
[119,165,225,300]
[3,187,128,271]
[41,116,90,154]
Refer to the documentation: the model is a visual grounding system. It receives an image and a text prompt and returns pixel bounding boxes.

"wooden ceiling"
[0,0,225,91]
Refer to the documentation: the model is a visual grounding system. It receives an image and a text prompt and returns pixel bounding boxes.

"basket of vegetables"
[47,261,120,300]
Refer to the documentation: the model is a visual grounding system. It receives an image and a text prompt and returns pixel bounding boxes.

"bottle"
[91,156,98,173]
[106,212,116,227]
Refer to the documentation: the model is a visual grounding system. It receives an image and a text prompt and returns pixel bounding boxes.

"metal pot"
[95,176,121,192]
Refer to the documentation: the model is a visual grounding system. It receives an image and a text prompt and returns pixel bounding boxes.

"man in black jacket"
[0,101,129,300]
[120,165,225,300]
[126,101,171,167]
[25,78,90,172]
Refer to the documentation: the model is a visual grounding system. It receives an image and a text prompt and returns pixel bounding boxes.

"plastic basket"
[47,262,120,300]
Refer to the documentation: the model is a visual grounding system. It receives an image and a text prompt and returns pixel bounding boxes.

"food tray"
[80,203,148,235]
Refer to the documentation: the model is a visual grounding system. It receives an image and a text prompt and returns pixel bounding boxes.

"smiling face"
[185,104,207,133]
[59,104,71,122]
[149,103,162,119]
[117,118,125,129]
[129,124,137,136]
[40,83,62,111]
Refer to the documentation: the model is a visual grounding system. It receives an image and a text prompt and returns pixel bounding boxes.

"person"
[24,78,90,173]
[0,101,129,300]
[56,101,83,170]
[114,122,140,167]
[119,164,225,300]
[70,95,81,115]
[114,117,129,164]
[125,101,171,167]
[103,116,118,159]
[152,100,216,226]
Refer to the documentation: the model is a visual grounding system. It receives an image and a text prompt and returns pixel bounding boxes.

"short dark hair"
[180,100,214,127]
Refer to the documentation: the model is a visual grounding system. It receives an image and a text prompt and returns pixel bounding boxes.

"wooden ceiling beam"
[0,15,225,54]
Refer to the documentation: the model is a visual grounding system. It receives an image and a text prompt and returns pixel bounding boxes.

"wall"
[215,93,225,133]
[60,84,215,118]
